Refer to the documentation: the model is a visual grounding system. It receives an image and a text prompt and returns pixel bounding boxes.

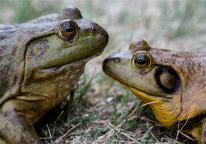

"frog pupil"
[137,58,146,65]
[66,27,74,33]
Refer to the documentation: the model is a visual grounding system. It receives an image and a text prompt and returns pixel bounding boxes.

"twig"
[164,136,182,144]
[138,126,153,141]
[54,111,64,124]
[95,126,114,143]
[137,101,159,109]
[54,122,82,143]
[128,101,141,117]
[120,101,159,127]
[46,124,54,143]
[83,127,91,137]
[176,112,193,142]
[95,101,158,143]
[139,116,160,125]
[46,124,52,139]
[179,131,196,141]
[108,122,138,143]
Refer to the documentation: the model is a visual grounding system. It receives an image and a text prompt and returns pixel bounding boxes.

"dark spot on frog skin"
[0,80,9,90]
[40,29,46,32]
[17,35,24,42]
[0,56,3,62]
[26,31,35,36]
[12,45,18,55]
[30,107,37,112]
[139,70,148,76]
[13,107,18,112]
[1,65,10,75]
[3,25,12,30]
[8,57,12,61]
[11,73,18,85]
[4,112,7,117]
[47,18,53,22]
[0,45,8,53]
[0,35,7,41]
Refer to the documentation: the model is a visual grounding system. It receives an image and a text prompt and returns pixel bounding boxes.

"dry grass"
[1,0,206,143]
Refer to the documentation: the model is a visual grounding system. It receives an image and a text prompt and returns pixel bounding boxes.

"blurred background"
[1,0,206,143]
[1,0,206,74]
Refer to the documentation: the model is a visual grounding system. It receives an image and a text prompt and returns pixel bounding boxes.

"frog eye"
[59,22,77,40]
[132,53,151,70]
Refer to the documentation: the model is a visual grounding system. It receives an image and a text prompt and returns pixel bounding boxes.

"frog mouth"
[42,51,101,71]
[103,68,169,100]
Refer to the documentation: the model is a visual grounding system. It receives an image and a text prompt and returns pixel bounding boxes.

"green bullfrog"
[0,6,108,144]
[103,39,206,143]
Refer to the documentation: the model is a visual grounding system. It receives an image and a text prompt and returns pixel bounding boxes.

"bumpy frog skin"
[0,6,108,144]
[103,39,206,143]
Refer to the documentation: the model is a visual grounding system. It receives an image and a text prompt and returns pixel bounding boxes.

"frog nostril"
[114,57,121,63]
[90,27,96,34]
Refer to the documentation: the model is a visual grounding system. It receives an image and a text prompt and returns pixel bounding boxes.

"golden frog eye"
[59,21,77,40]
[132,53,151,70]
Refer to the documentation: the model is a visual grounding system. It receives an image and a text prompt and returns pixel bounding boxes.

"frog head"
[103,39,206,131]
[21,6,109,106]
[0,6,108,107]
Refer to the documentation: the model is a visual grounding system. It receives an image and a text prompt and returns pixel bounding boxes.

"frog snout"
[102,57,111,68]
[103,56,121,66]
[90,27,96,34]
[102,56,121,72]
[90,23,109,38]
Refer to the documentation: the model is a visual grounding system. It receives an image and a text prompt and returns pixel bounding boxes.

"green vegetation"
[0,0,61,24]
[1,0,206,143]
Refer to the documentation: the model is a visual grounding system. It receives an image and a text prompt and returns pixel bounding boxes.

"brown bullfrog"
[0,6,108,144]
[103,39,206,143]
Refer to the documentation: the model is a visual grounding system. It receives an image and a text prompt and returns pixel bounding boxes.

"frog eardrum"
[154,66,181,94]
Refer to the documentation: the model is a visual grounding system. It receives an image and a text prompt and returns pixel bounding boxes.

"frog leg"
[202,123,206,144]
[193,117,206,144]
[0,96,52,144]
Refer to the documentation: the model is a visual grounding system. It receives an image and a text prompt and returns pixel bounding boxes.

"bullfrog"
[103,39,206,143]
[0,6,108,144]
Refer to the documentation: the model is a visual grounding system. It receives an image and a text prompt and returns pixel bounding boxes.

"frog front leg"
[200,118,206,144]
[0,96,51,144]
[186,117,206,144]
[202,124,206,144]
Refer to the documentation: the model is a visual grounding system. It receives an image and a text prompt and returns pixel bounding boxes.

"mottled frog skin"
[0,6,108,144]
[103,39,206,144]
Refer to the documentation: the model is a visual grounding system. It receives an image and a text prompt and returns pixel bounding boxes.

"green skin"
[103,39,206,144]
[0,6,108,144]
